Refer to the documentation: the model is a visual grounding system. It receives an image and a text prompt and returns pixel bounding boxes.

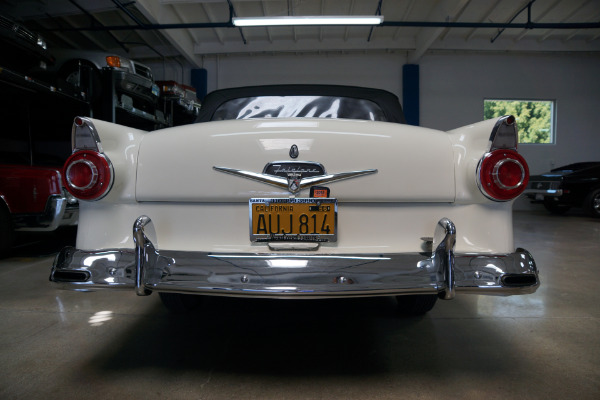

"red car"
[0,165,78,253]
[0,66,86,254]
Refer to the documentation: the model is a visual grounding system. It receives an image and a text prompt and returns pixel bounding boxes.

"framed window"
[484,99,555,144]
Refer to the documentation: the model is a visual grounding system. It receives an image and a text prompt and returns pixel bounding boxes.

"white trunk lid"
[135,119,455,202]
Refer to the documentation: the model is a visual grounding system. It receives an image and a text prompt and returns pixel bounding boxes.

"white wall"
[419,52,600,175]
[150,51,600,209]
[205,52,408,95]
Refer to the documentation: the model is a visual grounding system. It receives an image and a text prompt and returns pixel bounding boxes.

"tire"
[0,205,13,257]
[396,294,438,315]
[543,198,571,215]
[583,188,600,218]
[159,292,204,314]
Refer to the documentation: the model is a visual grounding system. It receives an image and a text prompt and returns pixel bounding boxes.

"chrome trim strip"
[524,189,563,196]
[72,117,103,153]
[489,115,518,151]
[213,166,289,190]
[299,170,378,189]
[268,242,320,251]
[213,166,378,194]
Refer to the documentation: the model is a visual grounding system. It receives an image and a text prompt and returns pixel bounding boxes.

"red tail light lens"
[478,150,529,201]
[63,150,113,200]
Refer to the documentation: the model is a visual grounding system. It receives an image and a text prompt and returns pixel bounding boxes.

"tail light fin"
[477,116,529,201]
[63,117,114,201]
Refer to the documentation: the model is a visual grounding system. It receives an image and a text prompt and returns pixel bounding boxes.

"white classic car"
[50,85,539,314]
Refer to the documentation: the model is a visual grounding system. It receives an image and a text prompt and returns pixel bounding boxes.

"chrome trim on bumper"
[50,216,539,299]
[525,189,563,196]
[15,195,76,232]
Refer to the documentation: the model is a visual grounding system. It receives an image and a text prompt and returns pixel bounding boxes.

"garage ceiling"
[3,0,600,68]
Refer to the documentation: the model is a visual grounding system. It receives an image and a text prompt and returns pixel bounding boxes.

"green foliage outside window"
[484,99,554,144]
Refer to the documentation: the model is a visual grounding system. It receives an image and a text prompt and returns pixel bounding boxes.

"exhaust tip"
[501,274,538,287]
[52,270,91,282]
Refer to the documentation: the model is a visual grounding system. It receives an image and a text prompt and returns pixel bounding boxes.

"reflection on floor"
[0,211,598,399]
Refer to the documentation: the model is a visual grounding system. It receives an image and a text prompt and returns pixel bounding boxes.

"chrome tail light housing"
[478,149,529,201]
[477,115,530,201]
[63,117,114,201]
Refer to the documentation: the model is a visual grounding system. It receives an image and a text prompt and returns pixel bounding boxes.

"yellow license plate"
[249,198,337,242]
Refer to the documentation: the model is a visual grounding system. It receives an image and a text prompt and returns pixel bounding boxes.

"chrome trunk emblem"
[213,163,378,194]
[289,144,299,159]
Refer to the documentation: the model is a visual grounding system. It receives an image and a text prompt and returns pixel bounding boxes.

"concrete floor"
[0,211,598,399]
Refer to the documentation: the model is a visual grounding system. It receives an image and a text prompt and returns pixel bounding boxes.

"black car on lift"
[525,162,600,217]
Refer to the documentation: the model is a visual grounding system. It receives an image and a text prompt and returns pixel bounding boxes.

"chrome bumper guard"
[50,216,539,299]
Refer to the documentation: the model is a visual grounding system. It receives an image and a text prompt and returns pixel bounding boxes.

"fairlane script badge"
[213,162,378,194]
[263,161,325,178]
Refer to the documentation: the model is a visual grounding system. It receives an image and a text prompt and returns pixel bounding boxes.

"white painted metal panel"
[135,118,456,202]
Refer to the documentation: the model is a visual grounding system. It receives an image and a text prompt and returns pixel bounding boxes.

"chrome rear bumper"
[50,216,539,299]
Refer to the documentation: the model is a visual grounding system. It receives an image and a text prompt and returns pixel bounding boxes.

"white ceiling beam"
[464,0,502,41]
[194,37,416,55]
[589,31,600,42]
[198,2,225,44]
[134,0,204,67]
[319,0,325,42]
[408,0,472,63]
[261,1,274,43]
[439,0,471,41]
[514,0,561,42]
[565,9,600,41]
[392,0,417,41]
[343,0,356,41]
[437,36,600,52]
[539,0,593,42]
[190,33,600,57]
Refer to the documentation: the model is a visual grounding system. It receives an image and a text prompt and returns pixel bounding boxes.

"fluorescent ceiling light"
[232,16,384,27]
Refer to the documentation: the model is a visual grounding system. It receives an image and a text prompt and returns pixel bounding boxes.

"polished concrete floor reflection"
[1,211,599,399]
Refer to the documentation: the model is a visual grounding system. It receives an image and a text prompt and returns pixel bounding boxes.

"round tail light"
[63,150,113,200]
[478,150,529,201]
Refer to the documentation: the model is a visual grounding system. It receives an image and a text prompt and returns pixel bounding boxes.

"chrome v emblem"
[213,166,378,194]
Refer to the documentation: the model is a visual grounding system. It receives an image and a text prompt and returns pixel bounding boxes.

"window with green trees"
[484,99,554,144]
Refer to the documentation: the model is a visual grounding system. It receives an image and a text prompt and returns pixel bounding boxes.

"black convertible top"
[195,85,406,124]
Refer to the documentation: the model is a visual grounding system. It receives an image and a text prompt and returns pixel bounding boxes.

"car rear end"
[50,112,538,309]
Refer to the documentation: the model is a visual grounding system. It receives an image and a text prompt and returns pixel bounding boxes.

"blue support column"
[191,68,208,101]
[402,64,420,126]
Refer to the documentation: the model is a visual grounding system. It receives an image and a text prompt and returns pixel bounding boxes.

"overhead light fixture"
[232,15,384,27]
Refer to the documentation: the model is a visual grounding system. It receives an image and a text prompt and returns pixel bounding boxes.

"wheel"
[159,292,204,314]
[543,198,571,215]
[583,188,600,218]
[396,294,438,315]
[0,205,13,256]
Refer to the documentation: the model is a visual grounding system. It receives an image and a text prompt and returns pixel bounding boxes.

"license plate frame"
[249,198,338,242]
